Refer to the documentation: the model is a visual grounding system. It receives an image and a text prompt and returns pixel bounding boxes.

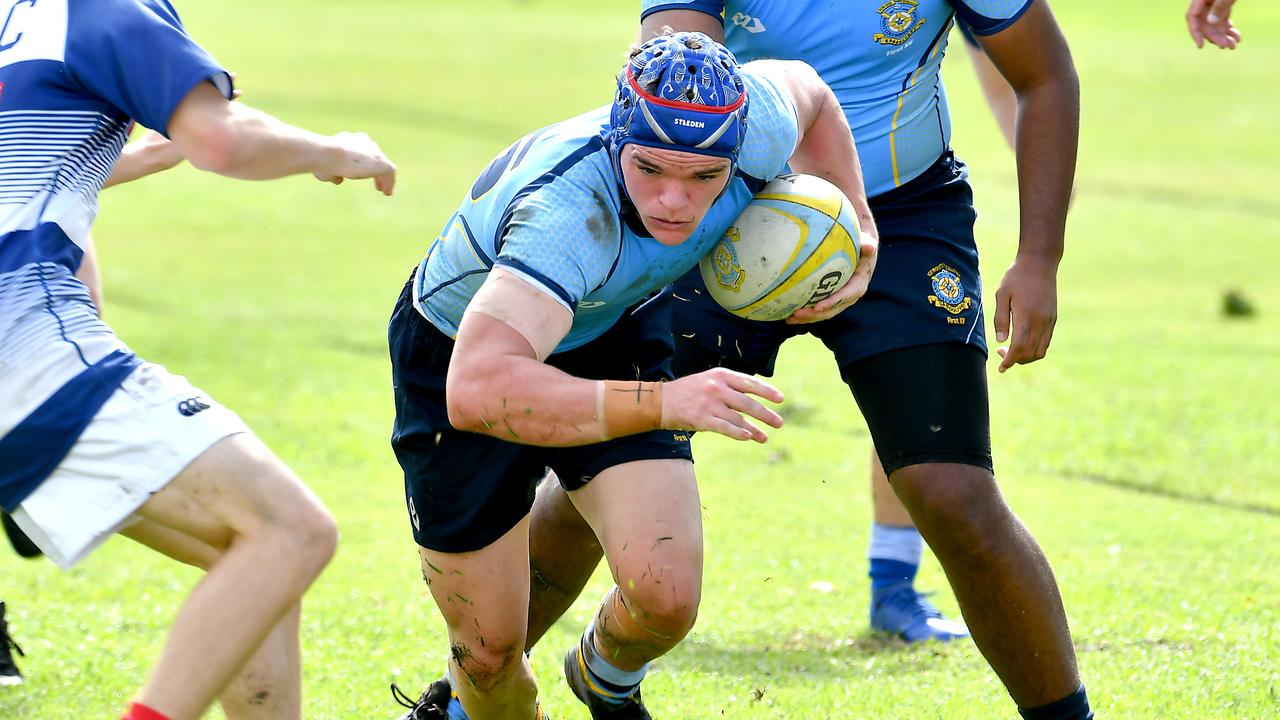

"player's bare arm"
[447,269,784,445]
[977,0,1079,372]
[751,59,880,324]
[640,9,724,42]
[1187,0,1241,49]
[103,130,184,188]
[166,82,396,195]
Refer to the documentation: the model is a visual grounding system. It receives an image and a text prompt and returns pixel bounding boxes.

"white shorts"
[11,362,248,569]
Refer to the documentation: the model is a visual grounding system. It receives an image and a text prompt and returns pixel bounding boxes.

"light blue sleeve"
[950,0,1036,36]
[640,0,724,23]
[734,64,799,182]
[492,172,621,312]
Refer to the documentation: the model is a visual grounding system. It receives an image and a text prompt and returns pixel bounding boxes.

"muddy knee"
[449,638,527,694]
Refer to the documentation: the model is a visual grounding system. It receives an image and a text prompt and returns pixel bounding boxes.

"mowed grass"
[3,1,1279,718]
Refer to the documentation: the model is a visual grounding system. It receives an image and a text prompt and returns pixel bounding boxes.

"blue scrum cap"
[608,32,749,188]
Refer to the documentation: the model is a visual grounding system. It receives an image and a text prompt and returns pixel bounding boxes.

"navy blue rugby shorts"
[672,150,986,375]
[388,283,692,553]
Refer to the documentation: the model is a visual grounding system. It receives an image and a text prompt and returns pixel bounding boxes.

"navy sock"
[1018,685,1093,720]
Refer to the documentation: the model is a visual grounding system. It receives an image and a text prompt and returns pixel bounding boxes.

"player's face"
[620,145,732,246]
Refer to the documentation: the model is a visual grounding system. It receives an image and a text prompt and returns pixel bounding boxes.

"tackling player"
[0,1,395,718]
[0,125,188,690]
[387,31,876,720]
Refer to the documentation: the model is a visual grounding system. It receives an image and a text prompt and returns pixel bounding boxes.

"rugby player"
[0,1,395,718]
[464,2,1092,719]
[387,31,876,720]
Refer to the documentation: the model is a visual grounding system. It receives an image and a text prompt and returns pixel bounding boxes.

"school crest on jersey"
[710,226,746,292]
[873,0,926,46]
[927,263,972,316]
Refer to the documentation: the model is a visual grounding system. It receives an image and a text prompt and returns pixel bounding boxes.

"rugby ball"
[698,174,860,322]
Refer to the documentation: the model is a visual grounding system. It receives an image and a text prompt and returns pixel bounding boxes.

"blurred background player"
[0,601,20,687]
[387,30,877,720]
[0,1,395,719]
[959,0,1245,157]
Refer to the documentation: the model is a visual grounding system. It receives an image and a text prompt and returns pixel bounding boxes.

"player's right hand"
[316,131,397,196]
[1186,0,1241,49]
[662,368,785,443]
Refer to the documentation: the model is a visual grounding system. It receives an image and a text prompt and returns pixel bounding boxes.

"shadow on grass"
[659,630,973,679]
[1057,470,1280,518]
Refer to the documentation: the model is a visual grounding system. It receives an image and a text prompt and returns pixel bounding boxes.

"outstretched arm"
[166,82,396,194]
[976,0,1079,372]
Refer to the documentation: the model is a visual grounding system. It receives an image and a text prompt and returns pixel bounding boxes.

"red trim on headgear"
[625,67,747,114]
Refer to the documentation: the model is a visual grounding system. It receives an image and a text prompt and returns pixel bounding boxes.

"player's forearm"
[1012,74,1078,264]
[447,355,654,447]
[104,132,183,188]
[179,102,343,181]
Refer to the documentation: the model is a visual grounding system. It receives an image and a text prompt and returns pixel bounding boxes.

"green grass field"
[4,1,1279,718]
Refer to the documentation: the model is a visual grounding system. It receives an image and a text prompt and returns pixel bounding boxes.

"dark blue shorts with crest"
[672,151,985,375]
[671,151,993,474]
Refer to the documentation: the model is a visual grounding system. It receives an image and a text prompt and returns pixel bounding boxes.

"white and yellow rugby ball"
[699,174,861,322]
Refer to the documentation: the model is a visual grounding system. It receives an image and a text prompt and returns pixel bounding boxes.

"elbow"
[445,370,491,434]
[177,122,242,175]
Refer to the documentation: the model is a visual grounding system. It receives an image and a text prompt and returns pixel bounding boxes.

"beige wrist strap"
[596,380,664,439]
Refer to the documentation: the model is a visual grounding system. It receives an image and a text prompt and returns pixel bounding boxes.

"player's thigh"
[843,342,992,476]
[136,432,331,553]
[9,359,295,569]
[120,516,222,570]
[419,515,533,651]
[529,475,602,584]
[566,458,703,594]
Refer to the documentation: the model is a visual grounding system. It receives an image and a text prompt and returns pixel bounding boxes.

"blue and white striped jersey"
[0,0,231,510]
[414,65,799,353]
[640,0,1033,197]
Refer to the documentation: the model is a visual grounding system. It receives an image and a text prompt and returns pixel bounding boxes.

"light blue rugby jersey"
[413,65,798,354]
[0,0,232,511]
[641,0,1033,197]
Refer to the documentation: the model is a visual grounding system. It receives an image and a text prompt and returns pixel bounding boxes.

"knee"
[894,465,1007,557]
[617,571,701,642]
[450,637,527,694]
[252,473,338,580]
[286,501,338,577]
